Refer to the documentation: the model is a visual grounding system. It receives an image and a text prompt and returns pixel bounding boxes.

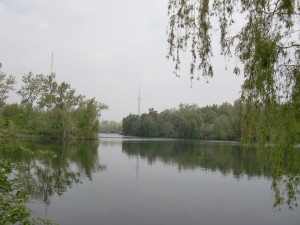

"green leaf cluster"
[0,160,31,224]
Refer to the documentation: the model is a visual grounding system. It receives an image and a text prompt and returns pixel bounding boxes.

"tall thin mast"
[137,88,141,116]
[50,52,53,74]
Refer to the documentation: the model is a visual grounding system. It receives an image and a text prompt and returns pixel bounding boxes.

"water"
[2,134,299,225]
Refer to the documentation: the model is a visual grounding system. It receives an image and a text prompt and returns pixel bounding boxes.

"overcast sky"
[0,0,244,121]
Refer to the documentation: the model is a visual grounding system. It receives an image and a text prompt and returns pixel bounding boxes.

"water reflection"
[122,140,300,210]
[122,140,269,178]
[0,140,105,206]
[266,146,300,210]
[1,137,299,219]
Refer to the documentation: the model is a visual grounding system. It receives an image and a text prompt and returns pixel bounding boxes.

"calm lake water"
[2,134,300,225]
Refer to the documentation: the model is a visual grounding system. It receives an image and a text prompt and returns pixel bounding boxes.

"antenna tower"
[137,89,141,116]
[50,52,53,74]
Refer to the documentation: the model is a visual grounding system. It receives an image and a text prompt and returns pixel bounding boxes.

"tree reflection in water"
[262,145,300,210]
[1,138,298,212]
[122,140,300,210]
[0,139,106,208]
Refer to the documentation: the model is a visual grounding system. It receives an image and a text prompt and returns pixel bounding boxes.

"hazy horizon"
[0,0,244,121]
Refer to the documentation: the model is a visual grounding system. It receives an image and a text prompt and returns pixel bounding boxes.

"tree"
[15,72,107,139]
[122,103,242,140]
[0,69,16,109]
[123,114,141,136]
[100,120,122,133]
[139,112,159,137]
[39,74,84,111]
[167,0,300,148]
[39,74,84,139]
[73,98,108,139]
[18,72,44,108]
[0,103,24,132]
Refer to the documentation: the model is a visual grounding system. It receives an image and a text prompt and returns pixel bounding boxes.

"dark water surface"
[2,134,299,225]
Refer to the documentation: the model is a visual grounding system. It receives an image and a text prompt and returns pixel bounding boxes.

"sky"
[0,0,244,121]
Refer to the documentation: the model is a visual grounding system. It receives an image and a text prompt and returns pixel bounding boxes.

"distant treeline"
[100,120,122,134]
[123,101,241,140]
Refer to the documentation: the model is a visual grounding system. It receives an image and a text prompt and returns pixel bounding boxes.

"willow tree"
[167,0,300,147]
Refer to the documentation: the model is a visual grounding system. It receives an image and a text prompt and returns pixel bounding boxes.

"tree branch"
[276,43,300,49]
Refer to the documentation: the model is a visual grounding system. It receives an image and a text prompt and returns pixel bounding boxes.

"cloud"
[0,0,243,121]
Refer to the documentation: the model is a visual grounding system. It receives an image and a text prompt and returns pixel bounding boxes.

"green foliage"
[0,71,108,139]
[39,74,84,111]
[139,114,159,137]
[123,101,241,140]
[72,98,108,139]
[100,120,122,133]
[0,70,16,109]
[122,114,141,136]
[17,72,44,108]
[167,0,300,150]
[0,139,59,224]
[0,160,32,224]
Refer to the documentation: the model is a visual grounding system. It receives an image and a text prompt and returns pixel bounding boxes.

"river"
[2,134,299,225]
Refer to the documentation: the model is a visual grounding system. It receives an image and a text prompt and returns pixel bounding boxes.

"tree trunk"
[60,116,66,139]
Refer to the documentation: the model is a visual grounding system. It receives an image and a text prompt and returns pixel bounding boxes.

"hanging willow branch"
[167,0,300,152]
